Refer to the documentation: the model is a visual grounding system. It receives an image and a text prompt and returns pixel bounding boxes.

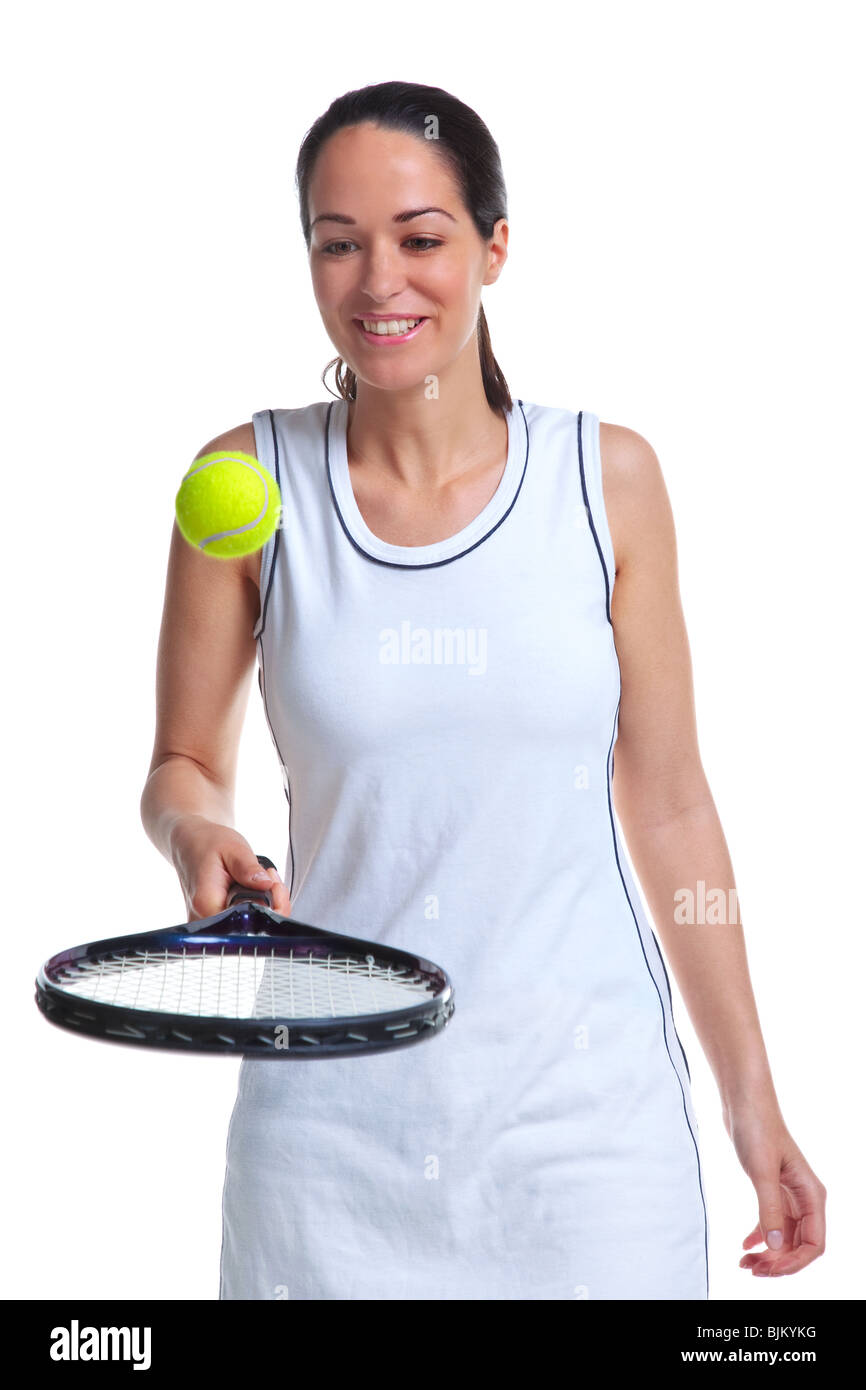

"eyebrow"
[310,206,457,230]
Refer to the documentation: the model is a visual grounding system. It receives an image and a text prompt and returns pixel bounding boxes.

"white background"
[3,0,862,1302]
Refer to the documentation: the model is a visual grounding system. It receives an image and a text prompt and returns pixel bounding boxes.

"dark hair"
[295,80,512,418]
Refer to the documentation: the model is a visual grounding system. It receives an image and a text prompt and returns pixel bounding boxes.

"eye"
[320,237,443,256]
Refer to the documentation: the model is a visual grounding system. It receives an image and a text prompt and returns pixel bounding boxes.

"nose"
[358,242,410,306]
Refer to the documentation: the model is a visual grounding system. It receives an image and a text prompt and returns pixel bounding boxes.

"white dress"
[218,397,709,1300]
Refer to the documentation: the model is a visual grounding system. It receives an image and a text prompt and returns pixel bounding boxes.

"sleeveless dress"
[218,397,709,1301]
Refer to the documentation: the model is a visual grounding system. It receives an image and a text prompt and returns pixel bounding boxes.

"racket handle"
[225,852,277,908]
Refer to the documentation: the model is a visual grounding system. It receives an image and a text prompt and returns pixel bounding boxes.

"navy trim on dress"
[255,409,295,900]
[325,399,531,569]
[255,409,282,642]
[576,410,613,624]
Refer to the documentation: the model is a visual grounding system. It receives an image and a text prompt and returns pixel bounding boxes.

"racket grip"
[225,852,277,908]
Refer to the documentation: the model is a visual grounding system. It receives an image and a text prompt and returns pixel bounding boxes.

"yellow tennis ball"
[175,451,281,558]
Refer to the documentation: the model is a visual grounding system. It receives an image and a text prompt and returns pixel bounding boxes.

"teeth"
[360,317,423,335]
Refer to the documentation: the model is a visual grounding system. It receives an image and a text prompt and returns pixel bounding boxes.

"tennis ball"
[175,451,281,558]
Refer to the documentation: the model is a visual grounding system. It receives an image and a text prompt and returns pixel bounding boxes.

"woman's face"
[307,121,507,393]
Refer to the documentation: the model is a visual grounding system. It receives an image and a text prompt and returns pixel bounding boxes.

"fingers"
[740,1166,827,1277]
[262,867,292,917]
[739,1213,797,1276]
[188,869,233,921]
[189,861,289,919]
[756,1235,823,1277]
[766,1194,826,1276]
[234,857,291,914]
[741,1220,764,1251]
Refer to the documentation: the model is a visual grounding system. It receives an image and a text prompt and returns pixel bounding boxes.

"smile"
[353,317,429,343]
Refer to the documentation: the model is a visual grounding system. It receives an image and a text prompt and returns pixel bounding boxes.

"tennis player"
[140,80,826,1300]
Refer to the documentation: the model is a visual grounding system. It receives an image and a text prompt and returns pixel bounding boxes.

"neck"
[346,367,506,491]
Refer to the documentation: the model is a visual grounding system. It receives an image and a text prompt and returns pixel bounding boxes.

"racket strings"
[49,944,436,1020]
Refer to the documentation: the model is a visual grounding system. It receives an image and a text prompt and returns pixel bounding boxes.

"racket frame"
[35,900,455,1058]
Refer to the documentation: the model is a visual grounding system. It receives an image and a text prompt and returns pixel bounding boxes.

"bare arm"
[600,421,825,1279]
[140,422,292,917]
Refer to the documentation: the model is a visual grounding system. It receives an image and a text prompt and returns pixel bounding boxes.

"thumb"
[227,849,274,888]
[242,861,274,885]
[754,1177,786,1250]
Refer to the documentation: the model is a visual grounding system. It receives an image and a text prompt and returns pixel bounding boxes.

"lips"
[353,317,430,344]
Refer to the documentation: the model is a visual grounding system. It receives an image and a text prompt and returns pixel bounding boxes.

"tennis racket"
[35,854,455,1057]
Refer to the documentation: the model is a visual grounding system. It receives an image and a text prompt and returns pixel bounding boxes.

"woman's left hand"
[725,1107,826,1277]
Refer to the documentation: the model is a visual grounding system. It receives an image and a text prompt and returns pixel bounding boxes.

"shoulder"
[597,421,675,574]
[191,420,261,587]
[597,421,665,498]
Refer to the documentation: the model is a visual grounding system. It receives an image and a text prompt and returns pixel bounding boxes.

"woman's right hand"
[170,814,293,922]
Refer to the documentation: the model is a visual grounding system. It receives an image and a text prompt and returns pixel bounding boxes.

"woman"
[141,80,826,1299]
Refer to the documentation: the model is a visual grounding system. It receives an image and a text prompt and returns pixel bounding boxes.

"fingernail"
[767,1229,783,1250]
[251,871,269,882]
